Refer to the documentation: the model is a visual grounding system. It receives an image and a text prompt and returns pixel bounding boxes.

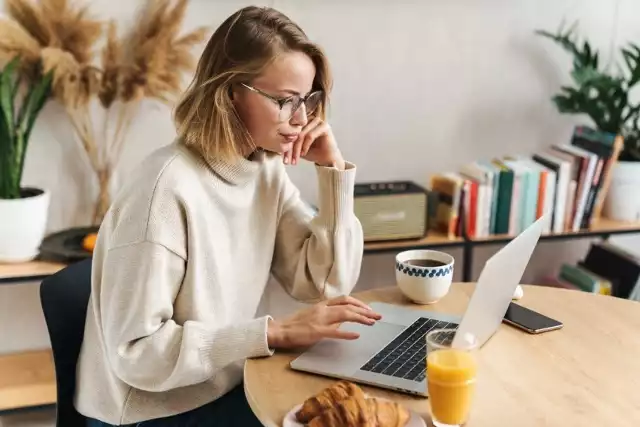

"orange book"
[536,168,548,219]
[430,174,463,238]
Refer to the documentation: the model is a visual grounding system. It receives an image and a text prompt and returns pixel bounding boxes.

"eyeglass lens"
[279,92,322,121]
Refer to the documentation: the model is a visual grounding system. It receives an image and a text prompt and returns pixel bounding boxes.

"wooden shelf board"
[0,350,56,411]
[364,231,463,252]
[363,219,640,251]
[471,218,640,243]
[0,260,66,283]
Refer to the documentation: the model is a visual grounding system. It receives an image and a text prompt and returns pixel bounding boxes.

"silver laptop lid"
[452,215,546,348]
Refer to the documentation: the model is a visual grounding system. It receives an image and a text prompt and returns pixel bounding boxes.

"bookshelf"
[0,261,64,414]
[0,260,66,284]
[363,218,640,282]
[0,350,56,413]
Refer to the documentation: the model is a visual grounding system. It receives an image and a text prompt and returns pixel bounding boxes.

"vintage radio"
[354,181,428,242]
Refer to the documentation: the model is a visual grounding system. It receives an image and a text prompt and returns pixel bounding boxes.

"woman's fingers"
[327,295,372,311]
[293,117,322,163]
[326,306,377,325]
[284,148,293,165]
[321,327,360,340]
[301,121,328,156]
[326,296,382,320]
[291,138,304,165]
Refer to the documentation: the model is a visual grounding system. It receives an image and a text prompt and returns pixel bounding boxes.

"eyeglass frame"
[239,83,324,121]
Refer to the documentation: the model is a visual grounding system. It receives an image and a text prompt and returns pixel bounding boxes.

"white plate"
[282,397,426,427]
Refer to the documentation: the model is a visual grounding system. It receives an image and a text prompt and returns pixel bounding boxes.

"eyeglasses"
[240,83,323,122]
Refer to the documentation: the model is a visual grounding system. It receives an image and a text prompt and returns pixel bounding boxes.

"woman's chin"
[278,141,294,153]
[256,141,293,155]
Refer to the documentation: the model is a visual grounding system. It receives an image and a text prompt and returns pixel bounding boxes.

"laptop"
[289,216,545,396]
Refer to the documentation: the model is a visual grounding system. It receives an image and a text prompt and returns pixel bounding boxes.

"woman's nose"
[289,103,308,127]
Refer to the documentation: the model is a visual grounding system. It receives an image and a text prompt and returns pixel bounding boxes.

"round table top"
[244,283,640,427]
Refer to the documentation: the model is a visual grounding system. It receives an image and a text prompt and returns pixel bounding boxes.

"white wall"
[2,0,640,424]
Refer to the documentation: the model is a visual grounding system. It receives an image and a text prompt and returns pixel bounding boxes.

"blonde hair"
[173,6,332,163]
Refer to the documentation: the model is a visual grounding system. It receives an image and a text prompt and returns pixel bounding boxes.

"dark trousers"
[86,384,263,427]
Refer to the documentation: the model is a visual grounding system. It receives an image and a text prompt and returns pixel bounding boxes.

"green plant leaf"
[0,56,19,139]
[15,71,52,186]
[20,71,52,142]
[622,43,640,87]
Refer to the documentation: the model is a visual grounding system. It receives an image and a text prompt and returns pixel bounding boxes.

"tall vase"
[93,168,111,225]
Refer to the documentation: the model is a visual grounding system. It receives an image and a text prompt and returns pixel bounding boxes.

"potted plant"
[537,24,640,221]
[0,56,52,262]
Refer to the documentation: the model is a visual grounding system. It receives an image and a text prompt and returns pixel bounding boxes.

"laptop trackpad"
[291,321,406,377]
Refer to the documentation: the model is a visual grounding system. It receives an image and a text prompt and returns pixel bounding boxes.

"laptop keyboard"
[359,317,459,382]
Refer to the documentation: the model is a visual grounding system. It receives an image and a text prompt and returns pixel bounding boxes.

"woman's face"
[233,51,318,156]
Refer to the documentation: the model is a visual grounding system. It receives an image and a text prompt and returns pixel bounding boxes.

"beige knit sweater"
[74,142,363,424]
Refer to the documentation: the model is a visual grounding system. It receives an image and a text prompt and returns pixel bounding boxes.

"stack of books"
[428,126,624,238]
[545,242,640,300]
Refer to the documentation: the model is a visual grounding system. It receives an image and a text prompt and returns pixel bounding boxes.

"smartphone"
[503,302,563,334]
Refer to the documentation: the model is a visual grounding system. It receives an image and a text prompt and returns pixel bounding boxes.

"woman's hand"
[267,295,382,349]
[284,117,345,169]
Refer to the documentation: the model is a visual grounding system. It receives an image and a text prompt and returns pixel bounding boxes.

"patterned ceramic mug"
[395,249,454,304]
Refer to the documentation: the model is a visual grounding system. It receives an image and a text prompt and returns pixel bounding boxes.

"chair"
[40,258,92,427]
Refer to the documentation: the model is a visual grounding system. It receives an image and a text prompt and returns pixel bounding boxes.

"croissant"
[367,398,411,427]
[307,395,373,427]
[295,381,366,423]
[307,396,410,427]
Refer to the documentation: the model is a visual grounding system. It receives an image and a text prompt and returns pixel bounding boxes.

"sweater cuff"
[199,316,274,375]
[315,161,357,230]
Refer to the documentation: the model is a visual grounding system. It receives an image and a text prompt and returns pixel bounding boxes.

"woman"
[77,6,381,427]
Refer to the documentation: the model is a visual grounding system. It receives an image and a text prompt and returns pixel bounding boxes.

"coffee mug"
[395,249,454,304]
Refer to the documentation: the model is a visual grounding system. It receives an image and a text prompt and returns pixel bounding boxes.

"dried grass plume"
[0,0,208,223]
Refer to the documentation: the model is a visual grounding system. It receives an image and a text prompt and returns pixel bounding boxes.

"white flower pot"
[604,161,640,222]
[0,188,50,263]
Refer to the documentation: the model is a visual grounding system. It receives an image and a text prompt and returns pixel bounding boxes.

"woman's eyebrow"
[280,89,301,96]
[280,88,312,96]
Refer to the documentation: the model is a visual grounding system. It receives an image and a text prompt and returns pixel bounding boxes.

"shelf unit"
[0,261,64,414]
[0,350,56,413]
[2,218,640,413]
[363,218,640,282]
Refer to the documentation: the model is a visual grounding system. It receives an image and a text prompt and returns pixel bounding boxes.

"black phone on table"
[502,302,563,334]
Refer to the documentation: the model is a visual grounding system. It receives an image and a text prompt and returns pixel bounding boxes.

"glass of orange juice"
[426,328,478,427]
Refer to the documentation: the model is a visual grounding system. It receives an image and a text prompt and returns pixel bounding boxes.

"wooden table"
[244,284,640,426]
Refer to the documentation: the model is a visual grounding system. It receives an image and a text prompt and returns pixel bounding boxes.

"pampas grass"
[0,0,207,223]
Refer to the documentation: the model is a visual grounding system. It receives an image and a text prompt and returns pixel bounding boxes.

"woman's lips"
[280,133,299,143]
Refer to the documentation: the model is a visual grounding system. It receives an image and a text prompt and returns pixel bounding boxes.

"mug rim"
[396,249,454,269]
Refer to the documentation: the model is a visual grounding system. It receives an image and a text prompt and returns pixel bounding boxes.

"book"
[429,173,463,238]
[460,162,493,238]
[518,158,556,234]
[532,152,571,233]
[570,126,624,223]
[553,143,598,231]
[559,264,612,295]
[478,161,501,235]
[581,242,640,298]
[491,159,514,235]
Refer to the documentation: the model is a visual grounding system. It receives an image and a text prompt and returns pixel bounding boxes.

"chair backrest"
[40,258,92,427]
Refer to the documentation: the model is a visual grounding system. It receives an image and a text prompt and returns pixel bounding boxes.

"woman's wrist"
[267,318,284,349]
[316,152,345,170]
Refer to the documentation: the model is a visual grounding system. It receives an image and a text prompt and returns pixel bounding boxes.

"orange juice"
[427,348,477,425]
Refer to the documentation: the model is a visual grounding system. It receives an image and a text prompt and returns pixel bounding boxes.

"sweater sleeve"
[99,240,273,393]
[271,161,364,302]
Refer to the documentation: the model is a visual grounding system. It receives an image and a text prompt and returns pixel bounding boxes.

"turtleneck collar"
[179,143,267,186]
[205,149,266,185]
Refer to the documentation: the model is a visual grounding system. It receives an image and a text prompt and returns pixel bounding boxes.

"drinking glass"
[426,328,478,427]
